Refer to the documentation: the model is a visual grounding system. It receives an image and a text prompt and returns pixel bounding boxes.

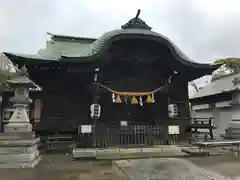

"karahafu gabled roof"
[3,9,220,80]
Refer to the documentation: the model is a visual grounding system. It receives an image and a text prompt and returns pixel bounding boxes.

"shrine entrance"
[77,81,178,148]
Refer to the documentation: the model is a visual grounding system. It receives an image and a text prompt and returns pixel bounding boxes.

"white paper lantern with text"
[168,104,178,118]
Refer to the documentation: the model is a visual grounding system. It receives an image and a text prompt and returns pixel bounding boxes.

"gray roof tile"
[190,73,240,99]
[4,27,219,71]
[5,52,60,61]
[63,28,196,63]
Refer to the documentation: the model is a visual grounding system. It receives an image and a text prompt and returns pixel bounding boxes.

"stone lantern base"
[4,123,33,133]
[0,132,41,168]
[0,105,41,168]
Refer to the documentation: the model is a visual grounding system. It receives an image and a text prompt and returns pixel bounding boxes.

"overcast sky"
[1,0,240,63]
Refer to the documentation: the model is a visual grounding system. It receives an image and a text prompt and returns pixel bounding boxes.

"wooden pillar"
[32,99,42,128]
[92,68,100,105]
[92,68,99,147]
[83,68,101,148]
[0,96,2,132]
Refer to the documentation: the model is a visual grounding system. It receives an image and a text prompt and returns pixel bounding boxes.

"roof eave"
[3,52,60,63]
[48,33,97,42]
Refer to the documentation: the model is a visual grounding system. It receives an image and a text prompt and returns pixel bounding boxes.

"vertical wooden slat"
[91,123,180,148]
[144,126,147,145]
[119,126,121,146]
[147,125,151,145]
[122,126,126,145]
[110,126,114,146]
[126,126,130,145]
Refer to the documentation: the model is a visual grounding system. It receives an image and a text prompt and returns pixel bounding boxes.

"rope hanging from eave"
[97,82,166,96]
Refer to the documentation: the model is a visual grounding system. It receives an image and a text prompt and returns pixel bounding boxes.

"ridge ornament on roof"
[121,9,152,30]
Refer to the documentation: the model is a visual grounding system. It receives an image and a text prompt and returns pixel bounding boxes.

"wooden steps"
[45,134,76,153]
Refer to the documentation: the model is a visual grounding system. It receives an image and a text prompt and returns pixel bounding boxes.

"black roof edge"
[189,90,234,101]
[61,33,221,70]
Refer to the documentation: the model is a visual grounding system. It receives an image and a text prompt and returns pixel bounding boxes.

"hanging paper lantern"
[139,96,143,106]
[151,94,155,103]
[146,94,152,103]
[131,96,138,104]
[124,96,128,104]
[112,93,115,103]
[115,95,122,103]
[168,104,179,118]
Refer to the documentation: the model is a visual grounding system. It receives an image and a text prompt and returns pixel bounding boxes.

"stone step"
[47,141,75,144]
[0,137,40,147]
[72,147,188,160]
[0,133,41,168]
[0,150,39,164]
[223,133,240,139]
[181,147,232,156]
[0,144,38,154]
[0,132,36,140]
[48,136,74,140]
[181,147,209,156]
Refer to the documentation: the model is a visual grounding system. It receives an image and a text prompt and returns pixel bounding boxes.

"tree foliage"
[214,58,240,73]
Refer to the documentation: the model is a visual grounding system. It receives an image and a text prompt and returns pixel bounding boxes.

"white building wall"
[191,109,212,119]
[191,101,232,140]
[212,107,232,140]
[191,109,213,134]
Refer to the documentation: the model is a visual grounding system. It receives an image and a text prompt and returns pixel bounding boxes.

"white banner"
[168,125,180,135]
[81,125,92,133]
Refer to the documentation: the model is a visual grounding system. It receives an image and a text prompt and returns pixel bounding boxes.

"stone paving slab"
[0,155,126,180]
[73,145,189,160]
[116,158,235,180]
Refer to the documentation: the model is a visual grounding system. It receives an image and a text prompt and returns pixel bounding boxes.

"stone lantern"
[4,76,36,132]
[0,74,41,168]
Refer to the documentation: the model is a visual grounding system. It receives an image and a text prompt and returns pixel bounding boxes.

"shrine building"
[2,10,219,148]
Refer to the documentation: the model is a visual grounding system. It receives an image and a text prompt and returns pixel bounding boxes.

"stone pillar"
[0,76,41,168]
[224,90,240,139]
[0,96,2,132]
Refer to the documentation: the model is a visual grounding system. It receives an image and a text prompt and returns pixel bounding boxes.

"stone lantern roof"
[7,76,37,89]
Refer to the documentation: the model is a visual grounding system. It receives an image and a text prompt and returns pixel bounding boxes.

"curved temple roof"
[4,9,220,73]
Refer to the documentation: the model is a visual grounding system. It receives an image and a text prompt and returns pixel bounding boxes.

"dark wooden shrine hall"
[3,10,219,147]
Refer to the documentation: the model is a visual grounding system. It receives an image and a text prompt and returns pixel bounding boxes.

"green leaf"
[214,58,240,73]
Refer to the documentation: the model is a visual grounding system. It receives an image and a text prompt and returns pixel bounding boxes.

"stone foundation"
[223,119,240,139]
[0,132,41,168]
[4,123,33,133]
[72,146,187,160]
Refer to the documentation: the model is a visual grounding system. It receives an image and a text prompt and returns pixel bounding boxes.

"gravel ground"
[116,158,235,180]
[1,152,240,180]
[0,154,126,180]
[188,155,240,178]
